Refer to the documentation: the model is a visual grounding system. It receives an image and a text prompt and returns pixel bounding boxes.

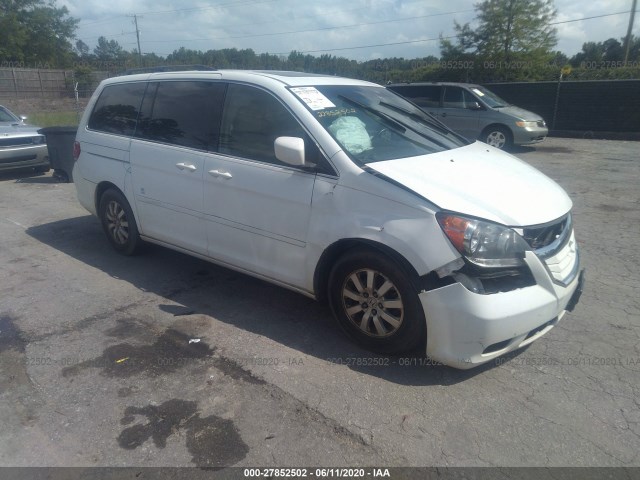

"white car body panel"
[73,70,583,369]
[367,141,573,226]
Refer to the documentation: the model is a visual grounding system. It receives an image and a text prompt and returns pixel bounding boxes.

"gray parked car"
[0,105,49,173]
[387,82,548,150]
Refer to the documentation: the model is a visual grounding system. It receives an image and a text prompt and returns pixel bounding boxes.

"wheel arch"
[95,181,123,213]
[480,123,513,141]
[313,238,422,303]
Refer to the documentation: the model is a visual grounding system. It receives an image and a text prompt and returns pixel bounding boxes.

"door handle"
[176,162,197,172]
[208,169,232,179]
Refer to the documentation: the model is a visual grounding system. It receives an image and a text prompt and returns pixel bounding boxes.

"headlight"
[515,121,538,128]
[436,213,529,268]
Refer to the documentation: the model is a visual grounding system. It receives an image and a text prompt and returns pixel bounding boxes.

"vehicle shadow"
[509,145,537,154]
[0,169,53,183]
[26,215,525,386]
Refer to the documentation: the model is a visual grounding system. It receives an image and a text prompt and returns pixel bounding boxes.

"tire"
[328,248,426,354]
[481,125,513,150]
[98,189,142,255]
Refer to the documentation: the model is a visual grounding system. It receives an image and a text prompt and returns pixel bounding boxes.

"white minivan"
[73,70,583,369]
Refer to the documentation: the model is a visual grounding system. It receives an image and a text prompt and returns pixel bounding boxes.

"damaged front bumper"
[421,248,584,369]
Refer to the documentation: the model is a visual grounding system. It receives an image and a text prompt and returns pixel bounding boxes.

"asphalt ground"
[0,137,638,472]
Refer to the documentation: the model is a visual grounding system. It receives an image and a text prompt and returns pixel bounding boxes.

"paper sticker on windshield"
[471,88,485,97]
[290,87,336,110]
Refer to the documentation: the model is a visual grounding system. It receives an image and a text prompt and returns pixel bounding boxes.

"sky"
[59,0,640,61]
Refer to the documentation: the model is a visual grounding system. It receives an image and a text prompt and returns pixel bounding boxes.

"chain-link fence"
[0,68,110,100]
[485,79,640,138]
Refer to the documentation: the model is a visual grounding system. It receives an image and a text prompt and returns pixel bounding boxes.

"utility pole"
[623,0,637,64]
[128,14,143,67]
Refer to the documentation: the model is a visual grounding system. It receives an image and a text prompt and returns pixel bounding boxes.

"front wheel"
[328,249,426,354]
[98,189,142,255]
[482,126,512,150]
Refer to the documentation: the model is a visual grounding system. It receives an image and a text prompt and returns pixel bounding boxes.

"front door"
[203,83,318,287]
[437,86,481,141]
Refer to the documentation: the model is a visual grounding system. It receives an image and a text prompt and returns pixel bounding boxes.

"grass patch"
[29,111,80,127]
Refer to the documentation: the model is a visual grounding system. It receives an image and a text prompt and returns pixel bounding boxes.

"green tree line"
[2,0,639,84]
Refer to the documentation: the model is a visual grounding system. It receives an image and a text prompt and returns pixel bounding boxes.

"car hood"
[366,141,572,226]
[493,105,544,122]
[0,123,41,137]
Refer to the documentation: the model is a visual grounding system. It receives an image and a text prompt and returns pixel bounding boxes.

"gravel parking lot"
[0,137,639,470]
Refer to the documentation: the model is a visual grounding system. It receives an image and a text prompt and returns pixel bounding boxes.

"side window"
[88,83,147,136]
[391,86,441,108]
[412,86,442,108]
[0,107,17,122]
[443,87,476,109]
[135,81,225,150]
[219,83,321,168]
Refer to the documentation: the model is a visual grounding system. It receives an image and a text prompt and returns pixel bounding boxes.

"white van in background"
[73,70,583,369]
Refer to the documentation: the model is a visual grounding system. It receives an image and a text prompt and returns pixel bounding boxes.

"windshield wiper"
[379,101,457,136]
[378,101,468,148]
[337,95,406,133]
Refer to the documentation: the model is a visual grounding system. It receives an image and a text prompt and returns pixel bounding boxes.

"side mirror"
[20,115,28,122]
[467,102,483,111]
[274,136,305,167]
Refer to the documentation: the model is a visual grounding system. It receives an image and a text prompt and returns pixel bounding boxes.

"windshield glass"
[469,86,509,108]
[289,85,468,164]
[0,107,20,123]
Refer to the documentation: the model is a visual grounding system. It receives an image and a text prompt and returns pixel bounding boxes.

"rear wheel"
[328,249,426,354]
[98,189,142,255]
[482,125,512,150]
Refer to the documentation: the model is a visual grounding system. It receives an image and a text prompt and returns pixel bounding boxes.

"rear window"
[88,83,147,136]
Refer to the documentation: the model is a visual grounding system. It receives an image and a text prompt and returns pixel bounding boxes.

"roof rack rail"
[121,65,217,75]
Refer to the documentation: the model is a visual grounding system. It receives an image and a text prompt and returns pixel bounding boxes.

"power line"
[271,35,459,56]
[76,7,640,59]
[273,10,640,55]
[141,10,474,44]
[549,10,634,25]
[77,0,278,25]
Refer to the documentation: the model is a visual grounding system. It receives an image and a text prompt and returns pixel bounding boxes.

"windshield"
[468,86,509,108]
[0,107,21,123]
[289,85,467,164]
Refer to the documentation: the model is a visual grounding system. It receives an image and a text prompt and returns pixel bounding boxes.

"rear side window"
[136,81,226,150]
[390,85,441,108]
[88,83,147,136]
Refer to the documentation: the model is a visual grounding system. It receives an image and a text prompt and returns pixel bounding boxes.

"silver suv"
[387,82,548,150]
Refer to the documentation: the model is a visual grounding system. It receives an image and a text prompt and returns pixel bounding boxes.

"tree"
[569,37,637,67]
[0,0,78,66]
[75,39,90,59]
[440,0,557,80]
[93,36,125,63]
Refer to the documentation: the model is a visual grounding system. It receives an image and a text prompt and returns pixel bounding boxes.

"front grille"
[0,136,43,147]
[523,214,579,286]
[543,231,579,284]
[523,215,569,250]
